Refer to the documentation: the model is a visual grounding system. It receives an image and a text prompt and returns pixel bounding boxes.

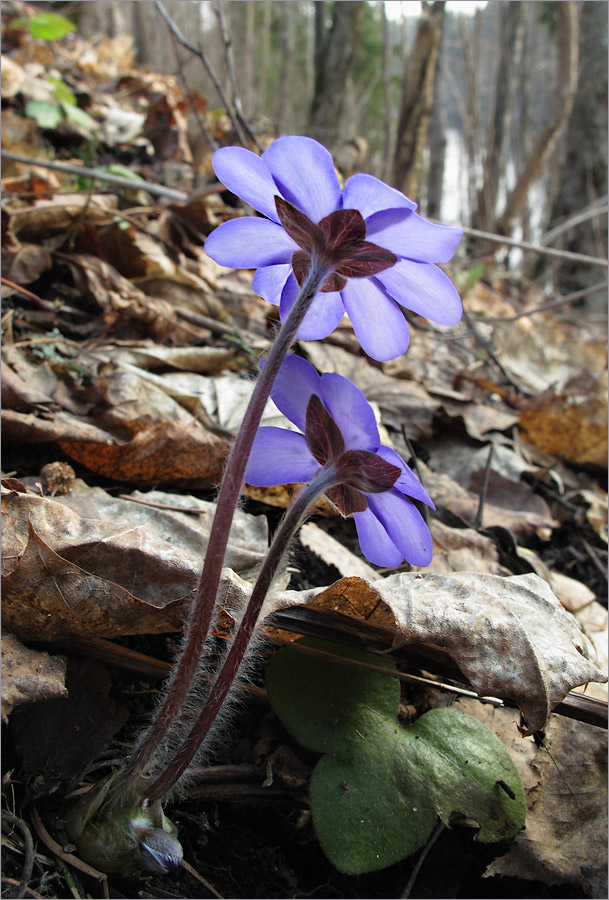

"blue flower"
[245,355,435,567]
[205,136,462,362]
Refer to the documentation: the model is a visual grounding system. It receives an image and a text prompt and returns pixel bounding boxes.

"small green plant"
[10,12,76,42]
[266,638,526,874]
[24,77,94,133]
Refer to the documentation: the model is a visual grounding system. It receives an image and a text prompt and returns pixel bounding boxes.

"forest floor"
[2,8,608,900]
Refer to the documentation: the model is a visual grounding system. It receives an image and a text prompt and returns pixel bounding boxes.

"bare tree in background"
[277,1,295,134]
[473,1,523,233]
[425,25,447,219]
[496,0,579,235]
[392,0,445,201]
[308,0,365,149]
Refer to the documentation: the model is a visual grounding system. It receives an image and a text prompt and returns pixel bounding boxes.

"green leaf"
[48,76,76,106]
[459,262,486,297]
[61,102,95,130]
[11,13,76,41]
[266,639,526,875]
[24,100,64,130]
[99,165,147,184]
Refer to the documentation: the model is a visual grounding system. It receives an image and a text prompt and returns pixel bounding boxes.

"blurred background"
[66,0,608,309]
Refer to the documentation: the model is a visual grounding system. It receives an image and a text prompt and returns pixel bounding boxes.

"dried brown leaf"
[519,372,608,470]
[266,571,606,732]
[487,713,607,888]
[1,632,67,722]
[1,484,267,640]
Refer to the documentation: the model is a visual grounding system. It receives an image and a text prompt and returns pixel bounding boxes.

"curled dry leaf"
[1,632,67,722]
[265,572,606,733]
[1,483,267,641]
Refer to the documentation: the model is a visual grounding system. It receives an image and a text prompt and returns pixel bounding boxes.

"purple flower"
[205,136,462,362]
[245,355,435,567]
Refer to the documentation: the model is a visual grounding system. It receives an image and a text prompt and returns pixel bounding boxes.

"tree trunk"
[380,1,393,181]
[473,1,523,232]
[496,1,579,235]
[308,1,365,150]
[425,25,447,219]
[457,10,482,222]
[392,0,445,202]
[277,1,295,134]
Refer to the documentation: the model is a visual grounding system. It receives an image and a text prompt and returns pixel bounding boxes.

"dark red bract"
[275,196,397,293]
[304,394,400,515]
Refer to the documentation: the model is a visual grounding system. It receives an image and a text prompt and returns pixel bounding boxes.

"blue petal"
[366,209,463,263]
[368,491,433,567]
[205,217,297,268]
[341,278,410,361]
[318,373,379,452]
[245,427,318,485]
[343,173,417,219]
[376,445,435,507]
[279,273,346,340]
[252,264,292,305]
[212,146,282,221]
[270,354,322,432]
[353,507,404,567]
[262,136,342,223]
[376,259,462,325]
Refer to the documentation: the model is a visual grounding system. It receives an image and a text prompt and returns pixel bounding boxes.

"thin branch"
[478,281,609,323]
[540,199,608,245]
[154,0,256,150]
[401,820,445,899]
[473,443,494,529]
[213,1,261,151]
[1,149,195,201]
[461,224,608,269]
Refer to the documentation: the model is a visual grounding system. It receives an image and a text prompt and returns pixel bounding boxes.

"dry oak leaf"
[519,371,608,470]
[1,631,67,722]
[59,418,229,488]
[265,572,605,733]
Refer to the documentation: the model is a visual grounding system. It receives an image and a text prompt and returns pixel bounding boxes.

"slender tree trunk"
[392,0,445,201]
[457,10,481,221]
[473,1,523,233]
[277,1,295,134]
[260,0,273,114]
[426,26,446,219]
[308,1,365,149]
[380,1,393,181]
[243,1,254,118]
[496,1,579,234]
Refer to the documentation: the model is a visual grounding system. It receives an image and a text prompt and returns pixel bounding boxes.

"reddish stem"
[124,262,328,786]
[146,468,338,801]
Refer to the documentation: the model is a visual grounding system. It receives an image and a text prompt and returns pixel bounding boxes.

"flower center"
[304,394,400,515]
[275,196,397,293]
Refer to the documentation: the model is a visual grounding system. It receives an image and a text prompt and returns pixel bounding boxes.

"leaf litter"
[1,8,607,898]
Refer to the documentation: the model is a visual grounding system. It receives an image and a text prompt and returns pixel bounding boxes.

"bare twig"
[1,149,194,201]
[461,306,526,392]
[1,813,35,899]
[400,424,429,526]
[401,820,446,899]
[153,0,255,150]
[165,9,218,154]
[213,1,261,151]
[540,198,608,245]
[473,443,495,529]
[477,281,609,323]
[461,224,608,268]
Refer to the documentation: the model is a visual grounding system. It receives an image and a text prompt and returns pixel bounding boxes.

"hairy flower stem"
[146,467,339,802]
[124,262,329,788]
